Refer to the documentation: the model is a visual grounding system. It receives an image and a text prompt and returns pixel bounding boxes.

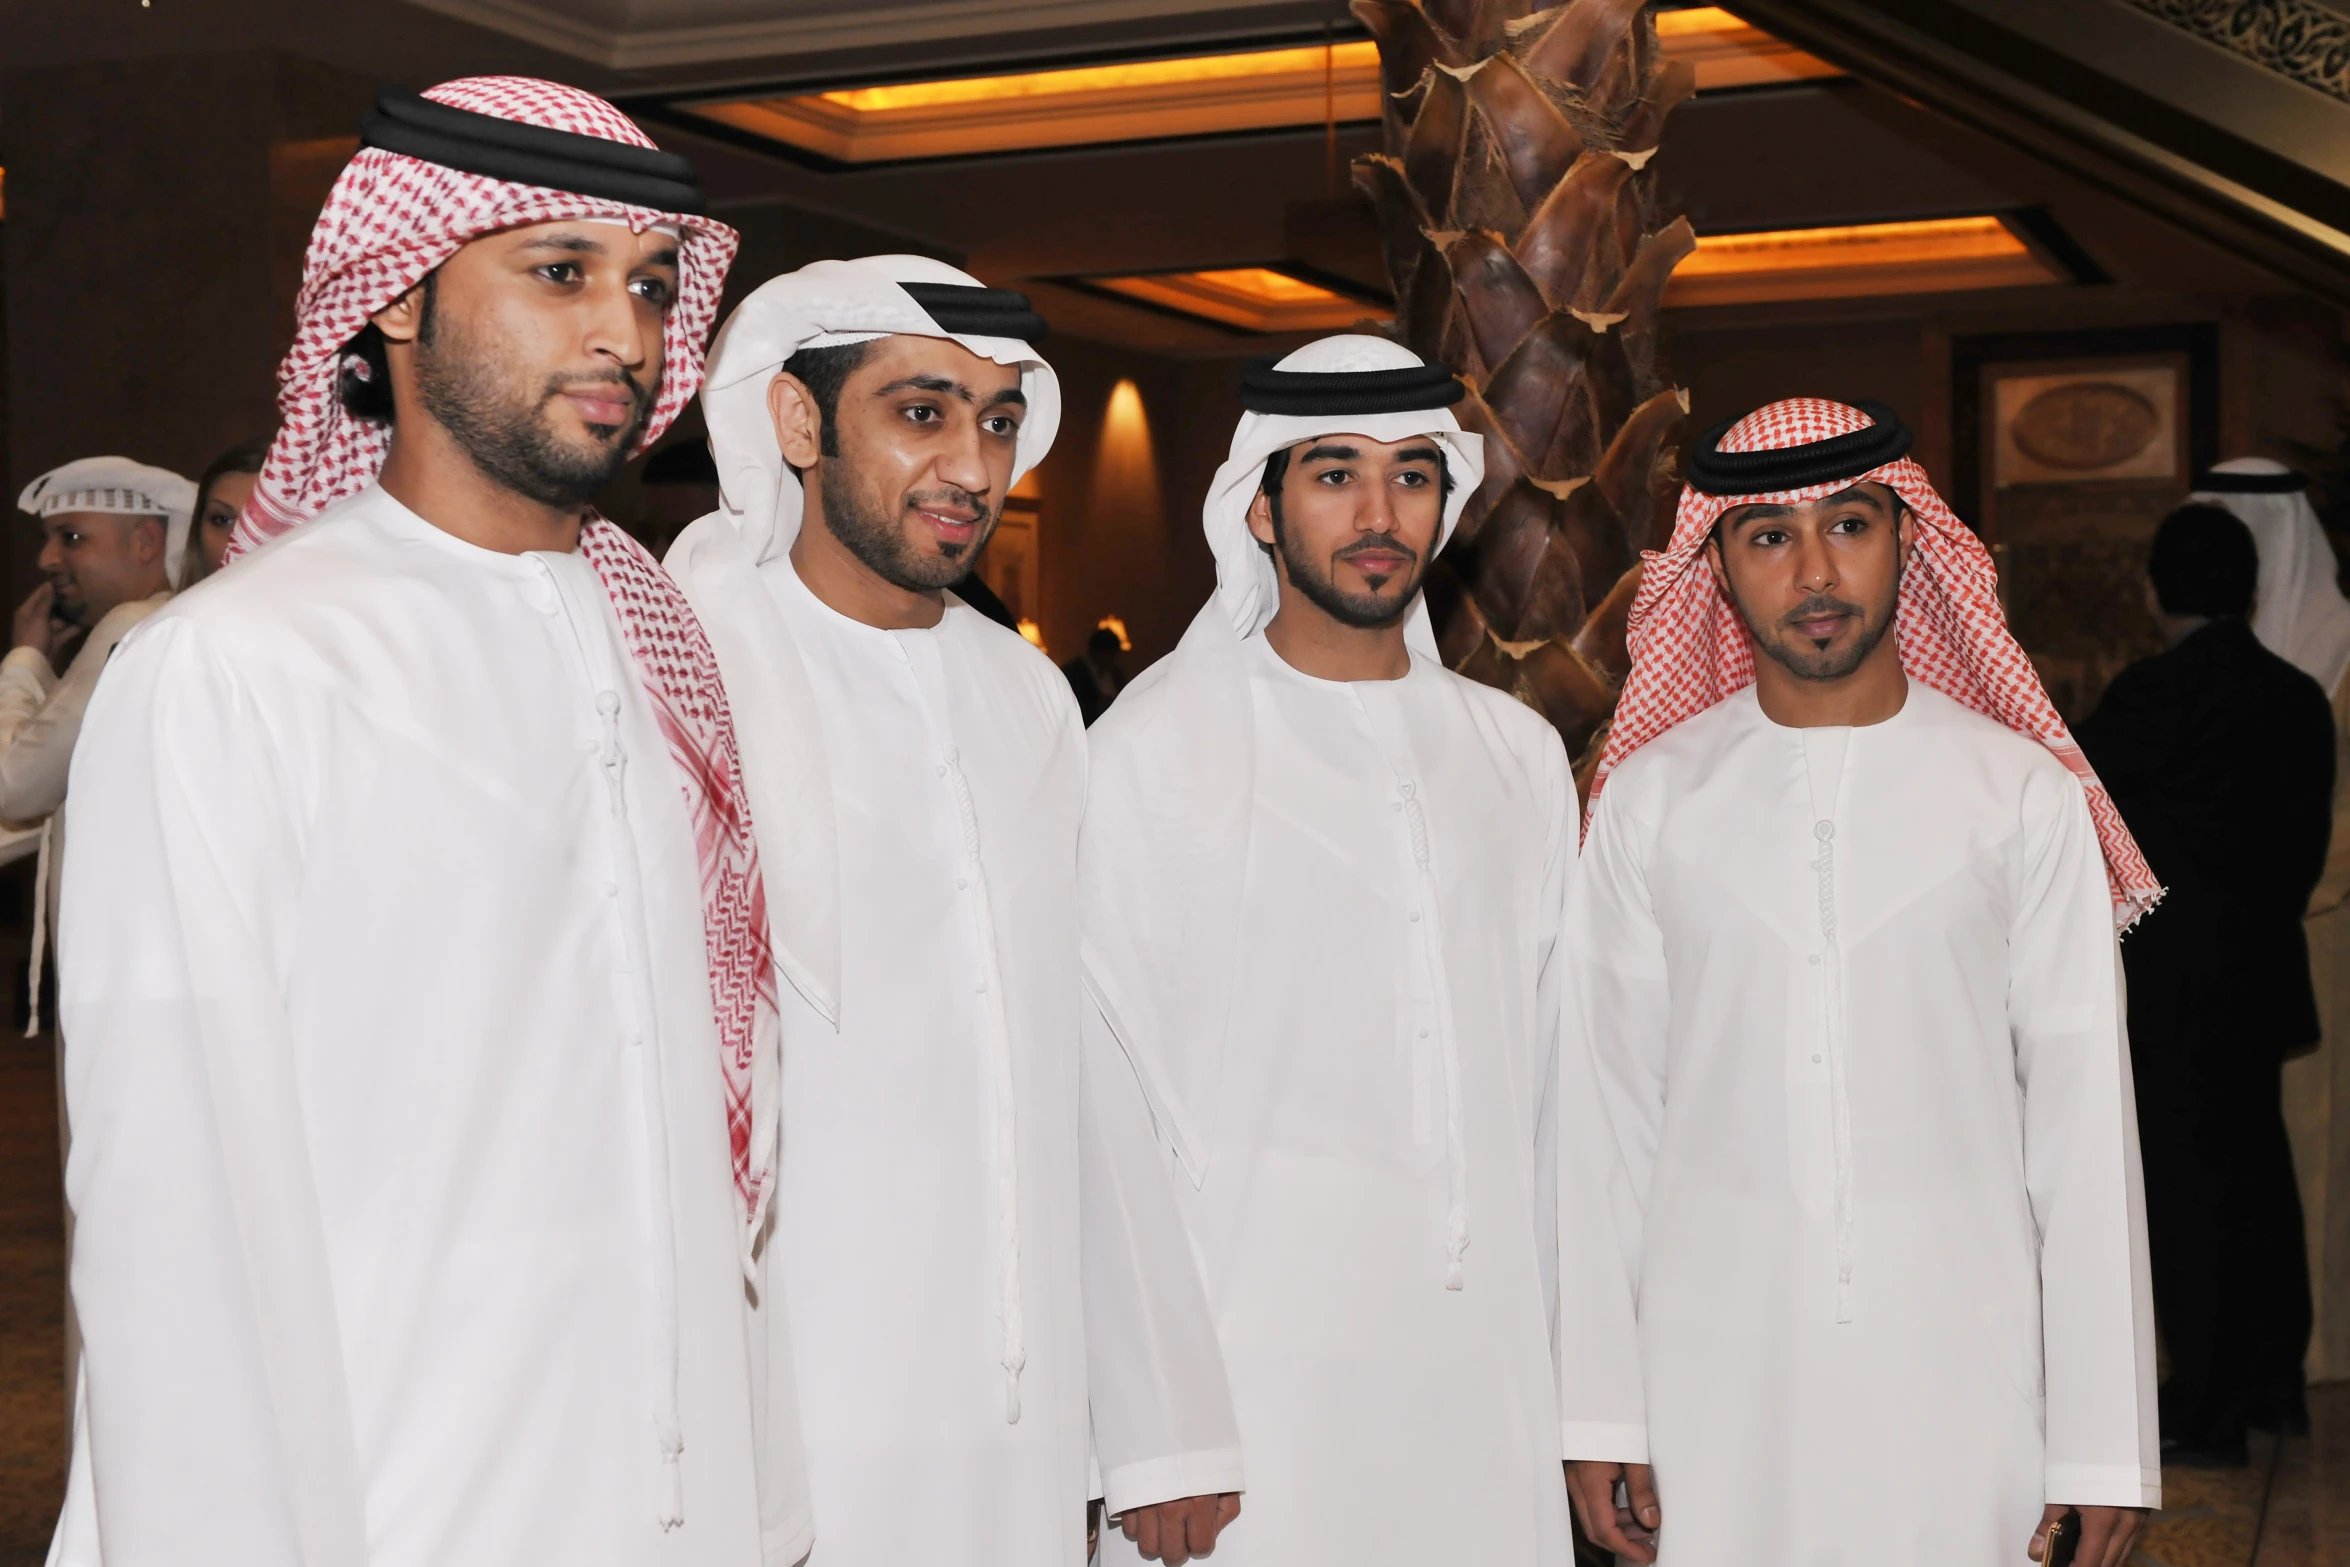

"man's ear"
[1245,488,1277,549]
[1703,528,1730,596]
[371,281,430,346]
[767,373,826,470]
[129,515,166,566]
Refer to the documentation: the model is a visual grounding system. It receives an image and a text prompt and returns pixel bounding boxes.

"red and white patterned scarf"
[1590,397,2163,930]
[230,76,782,1232]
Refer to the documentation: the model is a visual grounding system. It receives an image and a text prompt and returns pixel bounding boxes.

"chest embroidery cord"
[942,744,1026,1421]
[1811,816,1856,1325]
[1398,780,1470,1289]
[598,689,688,1524]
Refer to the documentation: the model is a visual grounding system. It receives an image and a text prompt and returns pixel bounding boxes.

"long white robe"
[1087,633,1577,1566]
[47,487,810,1567]
[1557,682,2159,1565]
[754,557,1091,1566]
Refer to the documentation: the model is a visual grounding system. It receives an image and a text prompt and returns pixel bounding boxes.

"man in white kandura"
[51,78,813,1567]
[670,256,1236,1565]
[5,457,196,897]
[1081,336,1580,1565]
[1556,398,2162,1567]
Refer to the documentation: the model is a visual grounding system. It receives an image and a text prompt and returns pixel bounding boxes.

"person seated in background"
[2078,503,2338,1466]
[1062,625,1126,726]
[177,436,271,585]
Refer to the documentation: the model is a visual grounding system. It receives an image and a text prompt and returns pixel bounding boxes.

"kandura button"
[603,882,618,898]
[975,979,988,994]
[936,765,947,778]
[1418,1028,1430,1039]
[956,878,969,890]
[1408,910,1421,922]
[1812,1053,1823,1064]
[1808,954,1821,965]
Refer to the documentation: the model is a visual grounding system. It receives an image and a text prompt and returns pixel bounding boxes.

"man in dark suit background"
[2079,502,2337,1464]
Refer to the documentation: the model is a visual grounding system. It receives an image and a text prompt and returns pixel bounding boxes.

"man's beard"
[1738,588,1898,681]
[1274,514,1426,629]
[414,306,649,509]
[817,456,999,593]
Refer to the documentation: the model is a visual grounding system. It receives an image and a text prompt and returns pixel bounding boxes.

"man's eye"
[1397,471,1428,487]
[905,405,940,424]
[983,415,1020,437]
[630,277,675,307]
[1830,516,1866,534]
[1754,529,1787,547]
[537,262,583,284]
[1317,469,1352,484]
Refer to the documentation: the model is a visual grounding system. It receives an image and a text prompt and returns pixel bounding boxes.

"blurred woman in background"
[177,435,270,584]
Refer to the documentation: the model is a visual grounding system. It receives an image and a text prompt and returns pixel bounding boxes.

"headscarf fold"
[18,456,198,588]
[2191,457,2350,697]
[1590,396,2162,930]
[226,76,781,1241]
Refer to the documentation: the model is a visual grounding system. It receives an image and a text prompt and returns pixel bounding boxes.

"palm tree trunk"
[1355,0,1692,791]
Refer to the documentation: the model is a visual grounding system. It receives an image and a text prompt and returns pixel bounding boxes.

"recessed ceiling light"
[674,11,1835,167]
[1669,216,2067,306]
[1077,267,1393,334]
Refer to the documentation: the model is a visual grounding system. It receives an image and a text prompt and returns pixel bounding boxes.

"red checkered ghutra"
[1589,397,2163,930]
[230,77,780,1233]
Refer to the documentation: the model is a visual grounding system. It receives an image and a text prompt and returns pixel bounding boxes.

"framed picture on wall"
[975,494,1042,628]
[1949,324,2218,719]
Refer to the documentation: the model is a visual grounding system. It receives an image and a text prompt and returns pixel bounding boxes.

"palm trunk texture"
[1354,0,1694,790]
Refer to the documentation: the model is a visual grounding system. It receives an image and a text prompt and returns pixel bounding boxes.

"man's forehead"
[1285,431,1442,458]
[1723,481,1902,522]
[471,217,680,260]
[860,332,1022,391]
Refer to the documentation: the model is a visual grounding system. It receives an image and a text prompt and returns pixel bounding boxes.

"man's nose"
[932,420,992,498]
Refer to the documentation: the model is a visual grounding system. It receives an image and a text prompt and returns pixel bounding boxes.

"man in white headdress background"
[2187,458,2350,1390]
[52,78,813,1567]
[1080,336,1580,1565]
[3,455,193,1413]
[671,255,1227,1565]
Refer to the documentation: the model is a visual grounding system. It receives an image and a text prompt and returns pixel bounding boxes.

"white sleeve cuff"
[2045,1462,2161,1509]
[0,645,56,688]
[1562,1421,1650,1464]
[1100,1449,1247,1516]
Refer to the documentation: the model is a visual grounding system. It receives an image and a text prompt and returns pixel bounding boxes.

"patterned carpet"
[0,1035,2343,1564]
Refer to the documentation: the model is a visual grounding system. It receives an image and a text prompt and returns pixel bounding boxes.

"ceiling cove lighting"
[677,9,1836,166]
[1665,216,2067,307]
[1083,268,1393,334]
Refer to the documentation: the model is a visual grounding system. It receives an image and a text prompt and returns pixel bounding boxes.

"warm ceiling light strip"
[682,14,1837,165]
[1088,268,1391,333]
[1667,216,2066,306]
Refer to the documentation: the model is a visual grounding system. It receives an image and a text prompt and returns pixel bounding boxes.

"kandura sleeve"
[2010,771,2162,1509]
[1555,778,1666,1465]
[0,644,60,822]
[1527,730,1573,1386]
[56,621,372,1567]
[1078,994,1246,1515]
[2308,674,2350,915]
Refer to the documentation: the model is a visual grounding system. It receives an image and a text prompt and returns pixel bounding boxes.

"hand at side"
[1565,1460,1660,1564]
[2031,1503,2147,1567]
[1117,1492,1241,1564]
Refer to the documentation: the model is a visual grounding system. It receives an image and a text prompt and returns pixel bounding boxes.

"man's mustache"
[544,369,649,423]
[904,487,996,526]
[1779,593,1865,628]
[1335,533,1419,567]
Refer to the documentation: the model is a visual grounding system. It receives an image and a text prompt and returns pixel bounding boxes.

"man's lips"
[1342,550,1412,578]
[1790,612,1852,640]
[561,388,635,427]
[914,505,981,543]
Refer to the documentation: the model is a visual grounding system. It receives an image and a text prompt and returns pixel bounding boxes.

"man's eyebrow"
[1298,442,1363,463]
[876,374,976,403]
[1393,444,1442,465]
[1817,484,1890,510]
[1723,503,1794,526]
[515,232,611,256]
[981,385,1028,410]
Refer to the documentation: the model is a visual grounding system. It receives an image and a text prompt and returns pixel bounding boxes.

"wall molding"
[404,0,1285,73]
[2127,0,2350,104]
